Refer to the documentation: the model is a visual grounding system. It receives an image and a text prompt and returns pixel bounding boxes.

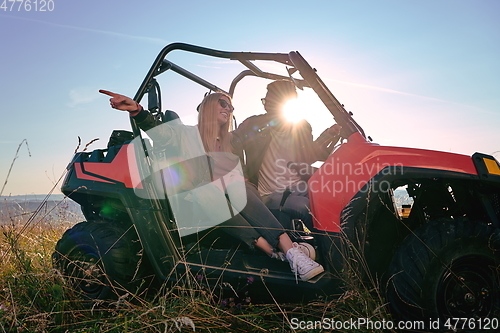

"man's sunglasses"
[218,99,234,112]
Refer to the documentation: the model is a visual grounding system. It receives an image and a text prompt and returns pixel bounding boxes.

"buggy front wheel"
[386,218,500,324]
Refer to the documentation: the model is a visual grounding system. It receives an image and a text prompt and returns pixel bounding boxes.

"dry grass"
[0,142,393,332]
[0,200,394,332]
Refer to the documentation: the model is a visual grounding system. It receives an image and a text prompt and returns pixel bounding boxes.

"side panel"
[308,133,478,233]
[72,144,143,189]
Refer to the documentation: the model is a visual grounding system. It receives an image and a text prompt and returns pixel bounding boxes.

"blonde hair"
[197,92,233,153]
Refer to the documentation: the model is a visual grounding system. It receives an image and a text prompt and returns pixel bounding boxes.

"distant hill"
[0,194,66,202]
[0,194,83,224]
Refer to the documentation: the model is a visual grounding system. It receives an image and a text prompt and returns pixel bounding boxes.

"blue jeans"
[262,185,312,229]
[193,181,285,249]
[234,182,285,249]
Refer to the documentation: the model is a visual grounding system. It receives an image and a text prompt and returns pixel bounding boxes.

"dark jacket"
[232,114,339,187]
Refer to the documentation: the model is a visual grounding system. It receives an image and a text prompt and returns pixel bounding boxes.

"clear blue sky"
[1,0,499,195]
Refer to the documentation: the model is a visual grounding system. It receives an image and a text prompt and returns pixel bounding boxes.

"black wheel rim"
[437,255,498,318]
[66,248,107,297]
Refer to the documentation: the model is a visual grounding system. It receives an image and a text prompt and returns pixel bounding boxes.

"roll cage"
[130,42,366,140]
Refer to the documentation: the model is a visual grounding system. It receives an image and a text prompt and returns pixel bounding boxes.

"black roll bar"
[132,42,291,104]
[162,60,228,95]
[131,42,365,140]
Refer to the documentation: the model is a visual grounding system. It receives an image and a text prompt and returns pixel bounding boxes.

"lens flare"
[161,157,193,192]
[282,98,303,123]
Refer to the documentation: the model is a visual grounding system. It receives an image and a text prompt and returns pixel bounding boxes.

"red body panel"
[75,163,114,184]
[74,144,143,189]
[308,133,478,233]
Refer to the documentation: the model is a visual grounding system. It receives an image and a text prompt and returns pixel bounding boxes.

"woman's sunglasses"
[218,99,234,112]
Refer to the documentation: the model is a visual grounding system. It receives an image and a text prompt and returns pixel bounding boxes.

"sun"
[282,89,324,123]
[282,98,303,123]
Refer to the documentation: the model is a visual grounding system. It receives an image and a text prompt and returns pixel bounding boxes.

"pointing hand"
[99,90,142,112]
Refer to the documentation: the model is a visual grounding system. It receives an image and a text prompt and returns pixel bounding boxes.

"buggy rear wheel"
[53,220,147,303]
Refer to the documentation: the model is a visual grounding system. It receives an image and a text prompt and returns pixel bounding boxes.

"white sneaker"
[286,244,324,282]
[272,243,316,261]
[295,242,316,261]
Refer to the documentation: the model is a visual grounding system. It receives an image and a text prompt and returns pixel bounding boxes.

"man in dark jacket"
[232,80,341,229]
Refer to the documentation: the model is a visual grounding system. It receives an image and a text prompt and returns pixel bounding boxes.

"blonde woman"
[100,89,324,281]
